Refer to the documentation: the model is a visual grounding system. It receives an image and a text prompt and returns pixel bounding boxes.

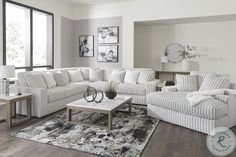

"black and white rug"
[11,106,159,157]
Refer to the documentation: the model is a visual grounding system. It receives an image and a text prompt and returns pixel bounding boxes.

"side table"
[0,93,32,128]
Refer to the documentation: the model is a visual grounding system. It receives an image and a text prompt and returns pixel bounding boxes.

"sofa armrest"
[145,79,160,93]
[162,86,177,92]
[228,95,236,127]
[21,87,48,117]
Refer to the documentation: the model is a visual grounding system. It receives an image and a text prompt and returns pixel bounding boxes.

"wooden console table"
[156,71,190,81]
[0,93,32,128]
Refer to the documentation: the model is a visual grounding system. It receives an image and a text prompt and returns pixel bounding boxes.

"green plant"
[105,82,118,93]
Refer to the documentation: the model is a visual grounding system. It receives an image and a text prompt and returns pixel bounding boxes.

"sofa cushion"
[111,70,126,83]
[17,72,29,87]
[53,73,67,86]
[138,71,155,84]
[68,70,84,82]
[124,70,140,84]
[147,92,228,119]
[199,74,231,91]
[117,83,146,95]
[176,74,198,91]
[89,69,104,82]
[54,70,70,83]
[25,73,47,88]
[79,67,90,80]
[42,72,56,89]
[63,83,88,96]
[191,71,231,88]
[47,87,71,103]
[89,81,108,91]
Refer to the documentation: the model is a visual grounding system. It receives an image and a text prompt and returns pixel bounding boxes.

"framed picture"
[79,35,94,57]
[97,45,118,62]
[98,26,119,44]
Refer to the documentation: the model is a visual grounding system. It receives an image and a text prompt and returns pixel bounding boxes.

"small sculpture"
[83,87,104,103]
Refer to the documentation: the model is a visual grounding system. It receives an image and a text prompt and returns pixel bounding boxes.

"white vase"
[182,59,191,72]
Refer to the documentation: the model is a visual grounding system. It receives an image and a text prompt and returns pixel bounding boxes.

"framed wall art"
[79,35,94,57]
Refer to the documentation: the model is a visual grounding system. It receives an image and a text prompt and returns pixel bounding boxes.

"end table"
[0,93,32,128]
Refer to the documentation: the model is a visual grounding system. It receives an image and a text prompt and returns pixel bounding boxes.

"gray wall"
[74,17,122,68]
[61,17,75,68]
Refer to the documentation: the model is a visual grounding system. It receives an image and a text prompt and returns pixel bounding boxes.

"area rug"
[11,106,159,157]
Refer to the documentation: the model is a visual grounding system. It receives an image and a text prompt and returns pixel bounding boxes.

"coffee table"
[66,95,132,130]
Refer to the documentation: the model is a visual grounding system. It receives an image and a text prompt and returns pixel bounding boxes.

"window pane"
[33,11,53,66]
[6,3,30,67]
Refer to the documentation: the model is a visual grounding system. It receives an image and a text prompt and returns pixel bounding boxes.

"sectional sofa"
[147,71,236,134]
[16,67,159,118]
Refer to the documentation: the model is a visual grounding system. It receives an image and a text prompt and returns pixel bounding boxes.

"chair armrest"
[20,87,48,117]
[162,86,177,92]
[145,79,160,93]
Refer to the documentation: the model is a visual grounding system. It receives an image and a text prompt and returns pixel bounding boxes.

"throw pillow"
[111,70,126,83]
[53,73,67,86]
[176,74,198,91]
[124,70,140,84]
[80,68,89,80]
[42,72,56,89]
[138,71,155,84]
[89,69,103,82]
[55,70,70,83]
[25,73,47,88]
[68,70,84,82]
[199,74,231,91]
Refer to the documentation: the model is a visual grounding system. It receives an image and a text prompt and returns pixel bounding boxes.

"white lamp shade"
[0,65,15,78]
[160,56,168,63]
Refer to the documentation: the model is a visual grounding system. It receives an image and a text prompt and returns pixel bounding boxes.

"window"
[3,0,54,71]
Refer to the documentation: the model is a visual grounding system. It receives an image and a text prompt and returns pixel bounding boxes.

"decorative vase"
[182,59,191,72]
[105,91,117,99]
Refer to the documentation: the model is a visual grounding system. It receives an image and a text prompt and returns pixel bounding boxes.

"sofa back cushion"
[17,72,29,87]
[42,72,56,89]
[199,74,231,91]
[78,67,90,80]
[53,70,70,83]
[89,69,104,82]
[53,73,67,86]
[124,70,140,84]
[138,70,155,84]
[176,74,198,91]
[191,71,231,88]
[111,70,126,83]
[68,70,84,82]
[25,73,47,88]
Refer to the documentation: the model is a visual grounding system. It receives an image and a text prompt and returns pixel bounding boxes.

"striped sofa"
[16,67,159,118]
[147,71,236,135]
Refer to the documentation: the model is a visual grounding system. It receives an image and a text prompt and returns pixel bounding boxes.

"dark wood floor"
[0,110,236,157]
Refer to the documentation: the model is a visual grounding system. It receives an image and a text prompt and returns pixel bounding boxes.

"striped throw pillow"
[199,74,231,91]
[176,74,198,91]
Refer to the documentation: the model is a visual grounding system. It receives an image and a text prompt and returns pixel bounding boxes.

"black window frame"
[2,0,54,71]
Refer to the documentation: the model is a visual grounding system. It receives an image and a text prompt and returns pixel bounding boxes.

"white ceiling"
[62,0,135,6]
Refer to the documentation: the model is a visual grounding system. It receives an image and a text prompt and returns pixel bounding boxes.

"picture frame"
[97,26,119,44]
[79,35,94,57]
[97,45,118,62]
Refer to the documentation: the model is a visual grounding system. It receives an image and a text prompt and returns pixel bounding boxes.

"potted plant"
[105,82,118,99]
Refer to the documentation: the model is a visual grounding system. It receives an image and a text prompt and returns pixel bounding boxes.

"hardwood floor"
[0,110,235,157]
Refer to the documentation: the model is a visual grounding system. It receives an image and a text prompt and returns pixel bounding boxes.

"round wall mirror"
[165,43,186,63]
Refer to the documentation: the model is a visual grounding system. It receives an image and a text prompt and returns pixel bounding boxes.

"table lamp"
[0,65,15,96]
[160,56,168,70]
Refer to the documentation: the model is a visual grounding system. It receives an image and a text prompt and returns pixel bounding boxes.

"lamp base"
[0,78,10,96]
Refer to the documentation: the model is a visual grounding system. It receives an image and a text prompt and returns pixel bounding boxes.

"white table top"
[0,93,32,100]
[67,95,132,112]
